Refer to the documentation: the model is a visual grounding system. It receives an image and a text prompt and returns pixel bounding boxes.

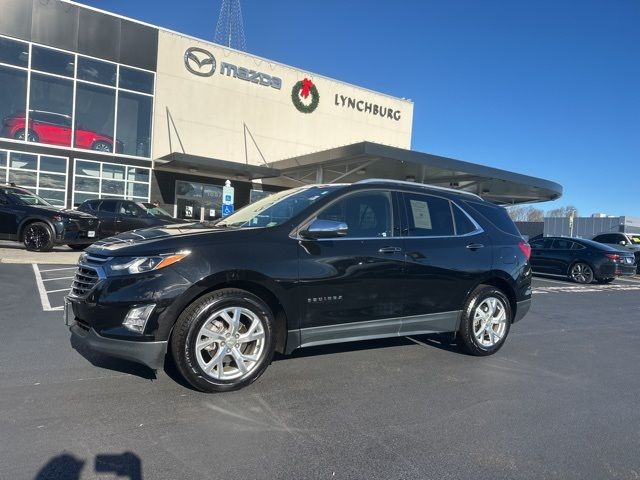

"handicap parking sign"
[221,204,234,217]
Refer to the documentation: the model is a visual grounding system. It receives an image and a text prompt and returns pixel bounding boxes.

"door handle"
[378,246,402,254]
[466,243,484,250]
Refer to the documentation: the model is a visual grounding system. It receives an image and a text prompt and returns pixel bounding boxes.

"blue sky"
[77,0,640,216]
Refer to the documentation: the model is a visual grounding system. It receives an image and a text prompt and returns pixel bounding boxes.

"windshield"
[141,203,173,218]
[216,186,342,228]
[1,187,52,206]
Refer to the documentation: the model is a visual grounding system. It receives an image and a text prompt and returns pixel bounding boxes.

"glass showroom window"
[0,149,68,206]
[28,73,74,147]
[116,92,153,158]
[75,82,116,152]
[0,36,28,142]
[73,159,150,206]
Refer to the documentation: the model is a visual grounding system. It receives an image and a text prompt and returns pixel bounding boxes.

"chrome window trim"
[355,178,483,200]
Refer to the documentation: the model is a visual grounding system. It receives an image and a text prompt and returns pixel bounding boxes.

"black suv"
[77,199,189,238]
[0,184,99,251]
[65,180,532,392]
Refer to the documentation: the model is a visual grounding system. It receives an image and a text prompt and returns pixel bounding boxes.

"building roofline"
[62,0,413,104]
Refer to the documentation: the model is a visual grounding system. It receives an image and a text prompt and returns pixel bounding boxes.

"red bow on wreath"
[300,78,314,98]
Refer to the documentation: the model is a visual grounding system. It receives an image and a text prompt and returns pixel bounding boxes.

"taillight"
[518,241,531,259]
[605,253,620,261]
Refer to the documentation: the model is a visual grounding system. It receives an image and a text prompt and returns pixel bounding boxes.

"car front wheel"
[23,222,54,252]
[170,289,275,392]
[458,286,512,356]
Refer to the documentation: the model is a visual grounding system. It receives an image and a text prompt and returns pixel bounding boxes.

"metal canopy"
[266,142,562,205]
[156,152,281,180]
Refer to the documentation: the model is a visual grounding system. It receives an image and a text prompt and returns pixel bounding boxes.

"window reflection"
[29,73,74,146]
[117,92,152,157]
[31,46,74,77]
[74,83,116,152]
[119,66,154,94]
[0,66,28,141]
[77,57,117,86]
[0,37,29,67]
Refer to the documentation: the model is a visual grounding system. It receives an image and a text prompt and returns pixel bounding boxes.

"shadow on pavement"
[70,335,157,380]
[35,452,142,480]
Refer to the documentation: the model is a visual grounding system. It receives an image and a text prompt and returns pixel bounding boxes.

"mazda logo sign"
[184,47,216,77]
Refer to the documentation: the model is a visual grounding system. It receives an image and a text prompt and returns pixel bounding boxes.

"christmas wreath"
[291,78,319,113]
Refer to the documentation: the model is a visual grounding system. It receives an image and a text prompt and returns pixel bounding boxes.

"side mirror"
[300,219,348,239]
[619,240,627,246]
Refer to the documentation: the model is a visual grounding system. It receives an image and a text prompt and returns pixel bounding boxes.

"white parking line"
[46,288,71,294]
[32,264,68,311]
[38,266,77,273]
[41,276,75,282]
[533,276,574,286]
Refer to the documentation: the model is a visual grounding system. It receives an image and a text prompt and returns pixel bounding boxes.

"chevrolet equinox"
[66,180,532,392]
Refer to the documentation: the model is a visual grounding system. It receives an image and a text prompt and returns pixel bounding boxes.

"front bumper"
[69,323,167,370]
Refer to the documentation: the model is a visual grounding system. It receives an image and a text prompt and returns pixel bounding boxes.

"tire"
[23,221,54,252]
[569,262,594,284]
[14,129,39,142]
[596,277,614,284]
[170,288,276,392]
[91,141,112,152]
[458,285,512,356]
[68,244,86,251]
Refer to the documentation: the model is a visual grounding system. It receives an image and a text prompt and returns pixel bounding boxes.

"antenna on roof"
[214,0,247,51]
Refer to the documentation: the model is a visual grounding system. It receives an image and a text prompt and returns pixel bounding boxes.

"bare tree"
[547,205,579,218]
[507,206,544,222]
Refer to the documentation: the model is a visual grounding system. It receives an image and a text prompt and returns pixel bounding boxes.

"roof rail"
[355,178,483,200]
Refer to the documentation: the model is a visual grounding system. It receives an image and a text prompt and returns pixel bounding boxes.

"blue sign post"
[221,180,235,217]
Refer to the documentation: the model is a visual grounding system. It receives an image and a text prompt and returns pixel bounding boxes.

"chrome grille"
[70,266,99,297]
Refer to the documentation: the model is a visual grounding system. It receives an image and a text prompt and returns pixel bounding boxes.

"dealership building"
[0,0,562,220]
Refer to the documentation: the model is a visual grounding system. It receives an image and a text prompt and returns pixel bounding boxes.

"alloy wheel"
[93,142,112,152]
[194,306,266,381]
[570,263,593,284]
[473,296,508,348]
[24,224,49,250]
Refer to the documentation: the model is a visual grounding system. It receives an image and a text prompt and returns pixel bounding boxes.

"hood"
[31,205,96,219]
[86,223,257,256]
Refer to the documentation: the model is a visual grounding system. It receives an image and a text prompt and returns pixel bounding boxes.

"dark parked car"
[77,199,189,237]
[592,232,640,273]
[529,236,636,284]
[2,110,123,152]
[0,184,99,251]
[65,180,533,392]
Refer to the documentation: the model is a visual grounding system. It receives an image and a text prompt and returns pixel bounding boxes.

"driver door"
[296,190,406,345]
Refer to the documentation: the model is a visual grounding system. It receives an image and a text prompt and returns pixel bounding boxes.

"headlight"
[105,251,190,276]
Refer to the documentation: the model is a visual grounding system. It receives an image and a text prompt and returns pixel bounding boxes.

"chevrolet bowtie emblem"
[184,47,216,77]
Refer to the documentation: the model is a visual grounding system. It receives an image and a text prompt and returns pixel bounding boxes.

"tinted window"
[552,239,574,250]
[530,238,552,249]
[571,242,586,250]
[116,91,152,157]
[77,56,117,86]
[74,83,116,151]
[453,204,478,235]
[119,201,144,216]
[31,46,74,77]
[0,37,28,67]
[403,193,453,237]
[99,201,118,213]
[318,191,394,238]
[0,66,27,141]
[594,234,621,244]
[465,201,521,237]
[119,66,154,94]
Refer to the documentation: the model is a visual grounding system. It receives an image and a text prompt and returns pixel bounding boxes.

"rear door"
[399,192,491,334]
[116,201,147,233]
[547,238,577,274]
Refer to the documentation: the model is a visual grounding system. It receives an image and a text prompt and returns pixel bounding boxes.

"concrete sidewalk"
[0,242,80,265]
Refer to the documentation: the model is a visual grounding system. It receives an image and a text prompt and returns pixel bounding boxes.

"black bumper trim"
[513,298,532,323]
[70,323,167,370]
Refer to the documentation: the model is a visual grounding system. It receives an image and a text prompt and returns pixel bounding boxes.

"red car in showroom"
[2,110,122,152]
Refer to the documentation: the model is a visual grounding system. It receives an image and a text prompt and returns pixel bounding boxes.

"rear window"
[464,201,521,237]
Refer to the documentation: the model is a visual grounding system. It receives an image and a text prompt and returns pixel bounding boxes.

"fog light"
[123,304,155,333]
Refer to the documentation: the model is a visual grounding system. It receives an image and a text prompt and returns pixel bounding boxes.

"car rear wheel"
[569,262,594,284]
[14,129,39,142]
[91,141,112,152]
[170,289,275,392]
[458,286,511,356]
[23,222,54,252]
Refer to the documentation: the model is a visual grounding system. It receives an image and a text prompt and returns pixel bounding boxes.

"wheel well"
[182,281,289,354]
[481,277,517,321]
[566,259,593,276]
[19,218,52,241]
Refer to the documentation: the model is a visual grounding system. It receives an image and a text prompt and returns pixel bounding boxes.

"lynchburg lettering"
[334,94,401,121]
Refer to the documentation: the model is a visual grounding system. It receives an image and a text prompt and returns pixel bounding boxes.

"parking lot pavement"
[31,264,76,311]
[0,241,80,265]
[2,263,640,480]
